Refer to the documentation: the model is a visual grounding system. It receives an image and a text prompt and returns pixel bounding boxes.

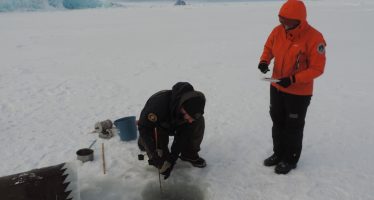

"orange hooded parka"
[260,0,326,95]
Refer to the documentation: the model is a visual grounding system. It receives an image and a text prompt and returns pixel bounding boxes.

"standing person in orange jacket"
[258,0,326,174]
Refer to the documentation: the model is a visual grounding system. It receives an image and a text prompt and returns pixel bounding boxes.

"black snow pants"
[138,117,205,162]
[172,116,205,159]
[270,85,311,165]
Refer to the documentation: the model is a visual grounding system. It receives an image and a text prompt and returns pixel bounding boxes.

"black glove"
[160,160,175,180]
[276,75,295,88]
[258,61,270,74]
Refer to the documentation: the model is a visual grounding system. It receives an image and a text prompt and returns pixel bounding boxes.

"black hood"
[170,82,194,117]
[169,82,206,121]
[179,92,205,119]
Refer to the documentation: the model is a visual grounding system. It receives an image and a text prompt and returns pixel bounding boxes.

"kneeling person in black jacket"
[137,82,206,179]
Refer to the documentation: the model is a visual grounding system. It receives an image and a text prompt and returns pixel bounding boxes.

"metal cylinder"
[76,148,94,162]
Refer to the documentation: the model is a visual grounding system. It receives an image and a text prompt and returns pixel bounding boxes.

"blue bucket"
[114,116,137,141]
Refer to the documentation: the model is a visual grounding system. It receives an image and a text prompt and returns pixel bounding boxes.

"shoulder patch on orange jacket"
[317,43,325,54]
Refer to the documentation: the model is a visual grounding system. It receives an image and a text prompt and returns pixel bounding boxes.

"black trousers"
[172,116,205,159]
[270,85,311,164]
[138,117,205,161]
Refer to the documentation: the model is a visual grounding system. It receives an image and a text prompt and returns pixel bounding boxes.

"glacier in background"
[0,0,280,12]
[0,0,103,11]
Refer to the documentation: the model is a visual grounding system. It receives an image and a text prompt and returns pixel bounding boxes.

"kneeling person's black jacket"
[138,82,205,164]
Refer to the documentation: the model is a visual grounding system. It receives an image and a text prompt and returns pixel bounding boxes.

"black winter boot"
[180,155,207,168]
[263,154,281,166]
[274,161,296,174]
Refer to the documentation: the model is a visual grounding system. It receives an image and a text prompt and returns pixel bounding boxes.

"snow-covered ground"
[1,1,374,199]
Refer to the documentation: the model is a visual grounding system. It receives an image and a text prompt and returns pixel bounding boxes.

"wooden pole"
[102,143,106,174]
[154,128,163,194]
